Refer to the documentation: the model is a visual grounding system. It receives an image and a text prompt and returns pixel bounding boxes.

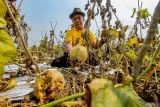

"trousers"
[51,52,98,68]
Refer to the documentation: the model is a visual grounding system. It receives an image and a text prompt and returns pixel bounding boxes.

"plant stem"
[4,0,40,73]
[40,92,85,107]
[132,1,160,79]
[155,71,158,83]
[137,41,160,81]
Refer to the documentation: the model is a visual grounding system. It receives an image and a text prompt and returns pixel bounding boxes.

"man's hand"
[92,29,111,49]
[100,28,111,43]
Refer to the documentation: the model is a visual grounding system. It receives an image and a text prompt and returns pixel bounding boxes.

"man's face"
[71,15,84,30]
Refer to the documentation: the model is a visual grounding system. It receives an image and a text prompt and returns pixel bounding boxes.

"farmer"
[51,8,107,67]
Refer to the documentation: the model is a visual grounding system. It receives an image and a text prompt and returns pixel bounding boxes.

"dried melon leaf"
[0,78,17,92]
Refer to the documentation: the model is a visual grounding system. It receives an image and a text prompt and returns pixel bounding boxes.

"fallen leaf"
[0,78,17,92]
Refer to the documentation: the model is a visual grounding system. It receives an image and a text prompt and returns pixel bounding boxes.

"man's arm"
[92,39,106,49]
[91,28,110,49]
[66,41,73,54]
[88,30,107,49]
[65,30,73,54]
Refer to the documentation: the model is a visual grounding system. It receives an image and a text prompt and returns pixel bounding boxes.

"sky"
[17,0,159,46]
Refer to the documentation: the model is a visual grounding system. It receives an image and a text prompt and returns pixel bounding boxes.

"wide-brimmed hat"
[69,8,85,19]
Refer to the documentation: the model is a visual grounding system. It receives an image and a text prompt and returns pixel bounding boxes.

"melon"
[34,69,65,104]
[70,45,88,66]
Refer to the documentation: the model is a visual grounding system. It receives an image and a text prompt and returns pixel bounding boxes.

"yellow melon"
[34,69,65,104]
[70,45,88,65]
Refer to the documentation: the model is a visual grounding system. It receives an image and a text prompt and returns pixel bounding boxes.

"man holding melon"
[51,8,107,67]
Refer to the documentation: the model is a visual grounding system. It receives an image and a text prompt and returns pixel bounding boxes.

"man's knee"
[51,59,60,67]
[51,55,71,67]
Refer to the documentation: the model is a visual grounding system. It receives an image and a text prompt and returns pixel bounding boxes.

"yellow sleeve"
[89,31,96,44]
[65,30,72,43]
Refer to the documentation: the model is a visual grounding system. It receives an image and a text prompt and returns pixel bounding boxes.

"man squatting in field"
[51,8,107,67]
